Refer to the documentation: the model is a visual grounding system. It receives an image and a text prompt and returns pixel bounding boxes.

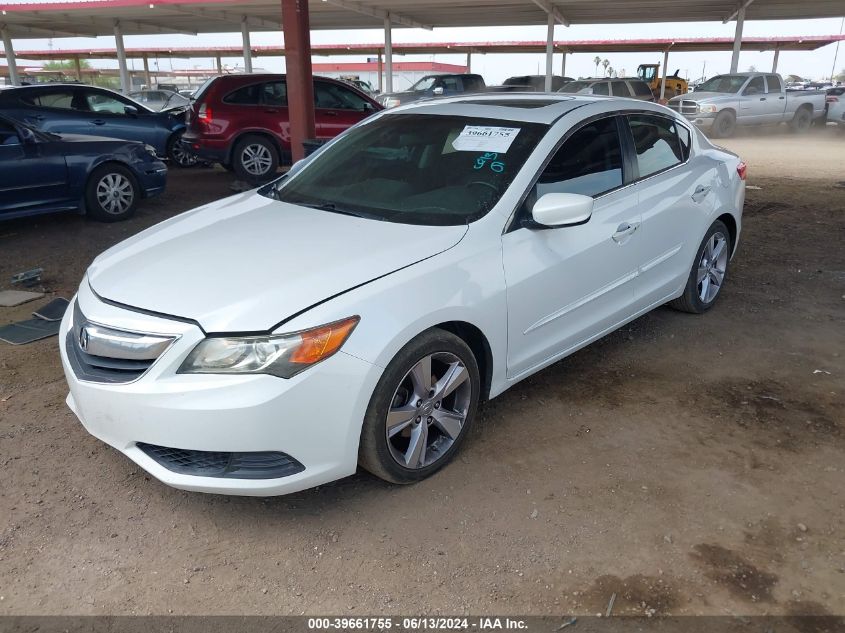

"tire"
[789,107,812,133]
[85,164,140,222]
[232,134,279,183]
[166,132,198,168]
[669,220,731,314]
[358,328,481,484]
[710,111,736,138]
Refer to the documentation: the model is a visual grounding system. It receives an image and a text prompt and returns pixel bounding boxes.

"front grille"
[668,100,699,116]
[137,443,305,479]
[66,301,174,384]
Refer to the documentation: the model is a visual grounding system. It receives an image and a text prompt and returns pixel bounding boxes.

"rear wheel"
[359,329,480,484]
[85,164,139,222]
[789,107,812,133]
[232,134,279,183]
[669,220,731,314]
[710,111,736,138]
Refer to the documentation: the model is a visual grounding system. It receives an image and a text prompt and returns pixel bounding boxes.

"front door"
[502,116,644,379]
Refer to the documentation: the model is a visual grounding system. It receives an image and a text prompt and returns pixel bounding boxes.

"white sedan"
[60,94,745,496]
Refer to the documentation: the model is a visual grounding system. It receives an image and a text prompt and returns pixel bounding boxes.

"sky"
[5,16,845,83]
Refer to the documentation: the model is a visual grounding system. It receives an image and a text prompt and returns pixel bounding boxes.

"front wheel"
[167,133,198,167]
[85,164,139,222]
[358,329,480,484]
[670,220,731,314]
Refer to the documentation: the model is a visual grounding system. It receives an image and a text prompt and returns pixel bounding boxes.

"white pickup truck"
[668,72,827,138]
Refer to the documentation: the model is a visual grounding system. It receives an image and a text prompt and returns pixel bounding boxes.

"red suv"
[184,74,382,182]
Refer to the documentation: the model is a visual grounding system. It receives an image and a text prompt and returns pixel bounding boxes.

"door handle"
[759,97,766,101]
[92,119,106,125]
[324,110,339,117]
[691,184,712,203]
[264,109,279,114]
[612,222,639,243]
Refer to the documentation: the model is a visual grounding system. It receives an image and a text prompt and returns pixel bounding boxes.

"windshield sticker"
[474,152,505,173]
[452,126,520,153]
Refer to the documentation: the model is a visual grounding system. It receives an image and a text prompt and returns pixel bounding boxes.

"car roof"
[384,93,666,125]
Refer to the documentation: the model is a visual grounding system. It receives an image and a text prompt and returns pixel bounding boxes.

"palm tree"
[602,59,610,76]
[593,56,602,76]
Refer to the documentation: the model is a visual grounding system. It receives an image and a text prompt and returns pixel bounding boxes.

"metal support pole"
[561,51,567,77]
[74,56,83,82]
[241,17,253,73]
[113,21,130,93]
[377,52,383,92]
[1,25,20,86]
[771,48,780,73]
[466,51,471,73]
[730,7,745,73]
[544,12,554,92]
[216,54,222,74]
[142,55,151,88]
[384,15,393,94]
[660,49,669,101]
[281,0,316,163]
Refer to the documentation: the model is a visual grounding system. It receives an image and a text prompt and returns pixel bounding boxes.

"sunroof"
[459,99,562,108]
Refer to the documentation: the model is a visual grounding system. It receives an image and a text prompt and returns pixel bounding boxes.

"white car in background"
[60,95,746,496]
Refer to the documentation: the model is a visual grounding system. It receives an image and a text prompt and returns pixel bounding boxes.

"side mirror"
[362,102,375,112]
[124,105,139,117]
[432,86,445,96]
[18,127,37,145]
[531,193,593,228]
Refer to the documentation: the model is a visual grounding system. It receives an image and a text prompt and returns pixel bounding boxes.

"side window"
[744,76,765,95]
[314,82,368,110]
[26,90,76,109]
[677,123,692,160]
[631,81,653,97]
[628,114,685,178]
[0,120,21,146]
[536,117,624,198]
[262,81,287,106]
[85,91,129,114]
[591,82,609,96]
[224,83,262,105]
[610,80,632,97]
[442,77,460,92]
[765,74,782,93]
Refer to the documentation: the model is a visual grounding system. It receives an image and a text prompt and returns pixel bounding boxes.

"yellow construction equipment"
[637,63,689,101]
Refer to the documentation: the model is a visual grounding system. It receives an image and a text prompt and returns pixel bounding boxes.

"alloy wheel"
[697,231,728,304]
[95,173,134,215]
[241,143,273,176]
[170,140,198,167]
[385,352,472,469]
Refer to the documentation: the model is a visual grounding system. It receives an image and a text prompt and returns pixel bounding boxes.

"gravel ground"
[0,127,843,617]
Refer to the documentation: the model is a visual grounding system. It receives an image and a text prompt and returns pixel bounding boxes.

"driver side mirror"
[432,86,445,96]
[531,193,593,228]
[18,127,37,145]
[124,105,139,117]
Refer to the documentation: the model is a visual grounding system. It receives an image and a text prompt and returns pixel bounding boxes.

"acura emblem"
[78,327,90,352]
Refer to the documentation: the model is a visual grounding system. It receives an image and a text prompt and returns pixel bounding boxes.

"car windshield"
[558,81,593,93]
[408,76,437,92]
[268,114,548,226]
[697,75,749,93]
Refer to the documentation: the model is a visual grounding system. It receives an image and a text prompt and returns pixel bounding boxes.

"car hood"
[672,92,736,103]
[86,192,468,333]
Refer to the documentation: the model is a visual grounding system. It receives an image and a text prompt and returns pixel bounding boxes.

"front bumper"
[135,160,167,199]
[59,281,382,496]
[681,113,716,128]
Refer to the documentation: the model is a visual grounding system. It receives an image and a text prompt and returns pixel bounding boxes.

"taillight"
[197,103,212,124]
[737,161,747,181]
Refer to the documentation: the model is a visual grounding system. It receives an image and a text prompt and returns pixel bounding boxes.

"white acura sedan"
[60,94,745,496]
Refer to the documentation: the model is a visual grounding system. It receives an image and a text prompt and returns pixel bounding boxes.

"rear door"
[0,120,68,215]
[502,116,644,378]
[762,74,787,122]
[314,81,373,140]
[11,87,92,136]
[625,113,715,306]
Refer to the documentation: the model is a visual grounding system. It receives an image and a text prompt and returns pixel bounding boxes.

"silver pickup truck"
[668,72,826,138]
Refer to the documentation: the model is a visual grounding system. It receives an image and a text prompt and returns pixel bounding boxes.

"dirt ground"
[0,126,843,617]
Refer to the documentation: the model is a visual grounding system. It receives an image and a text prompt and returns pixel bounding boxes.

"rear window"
[610,80,632,97]
[591,82,609,96]
[630,81,653,97]
[224,82,263,105]
[628,114,686,178]
[21,90,75,109]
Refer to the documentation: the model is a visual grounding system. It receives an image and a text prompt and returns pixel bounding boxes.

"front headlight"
[144,144,159,157]
[699,104,718,113]
[179,316,359,378]
[384,98,401,109]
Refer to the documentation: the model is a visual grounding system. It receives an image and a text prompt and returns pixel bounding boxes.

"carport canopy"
[2,0,843,157]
